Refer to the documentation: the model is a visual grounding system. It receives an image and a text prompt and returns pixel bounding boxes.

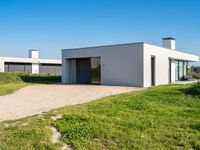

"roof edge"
[62,42,144,51]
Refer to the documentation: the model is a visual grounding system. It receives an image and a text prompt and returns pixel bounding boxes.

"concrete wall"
[68,59,76,83]
[32,63,39,74]
[62,43,144,87]
[0,60,4,72]
[171,60,176,83]
[143,44,199,87]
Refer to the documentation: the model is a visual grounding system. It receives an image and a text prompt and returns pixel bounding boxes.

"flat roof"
[62,42,199,62]
[62,42,144,51]
[62,42,196,55]
[0,57,61,64]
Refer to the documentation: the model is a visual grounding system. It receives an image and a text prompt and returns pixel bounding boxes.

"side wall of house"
[62,43,144,87]
[143,44,199,87]
[32,63,39,74]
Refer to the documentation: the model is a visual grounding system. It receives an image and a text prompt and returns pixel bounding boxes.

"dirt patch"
[0,84,143,121]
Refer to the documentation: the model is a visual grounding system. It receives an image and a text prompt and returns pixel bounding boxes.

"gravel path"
[0,84,142,122]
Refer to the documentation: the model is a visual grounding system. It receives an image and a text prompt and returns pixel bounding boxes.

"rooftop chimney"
[162,37,176,50]
[29,49,39,59]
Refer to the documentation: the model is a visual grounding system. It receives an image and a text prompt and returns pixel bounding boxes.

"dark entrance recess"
[151,56,155,86]
[76,58,91,84]
[169,59,171,83]
[76,57,101,84]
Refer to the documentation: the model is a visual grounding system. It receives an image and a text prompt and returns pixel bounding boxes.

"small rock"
[50,127,61,143]
[62,144,75,150]
[21,123,29,126]
[49,126,75,150]
[51,114,63,121]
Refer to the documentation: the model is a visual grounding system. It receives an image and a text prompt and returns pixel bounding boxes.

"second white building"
[0,50,61,75]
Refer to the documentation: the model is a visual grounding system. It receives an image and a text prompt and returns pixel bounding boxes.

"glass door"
[151,56,155,86]
[91,57,101,84]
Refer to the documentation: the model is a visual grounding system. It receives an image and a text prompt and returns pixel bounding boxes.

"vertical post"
[169,59,171,83]
[0,61,5,72]
[32,63,39,74]
[62,59,70,84]
[151,56,155,86]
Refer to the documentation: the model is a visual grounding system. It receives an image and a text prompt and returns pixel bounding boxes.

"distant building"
[192,66,200,73]
[0,50,61,75]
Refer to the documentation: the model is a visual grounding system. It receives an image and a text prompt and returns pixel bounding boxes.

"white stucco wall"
[62,43,144,87]
[171,60,176,83]
[0,60,4,72]
[32,63,39,74]
[143,44,199,87]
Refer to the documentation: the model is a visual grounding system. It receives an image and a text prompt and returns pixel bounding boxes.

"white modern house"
[0,50,61,75]
[62,38,199,87]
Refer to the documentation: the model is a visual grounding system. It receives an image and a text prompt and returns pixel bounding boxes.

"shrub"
[0,73,23,84]
[193,73,200,80]
[184,83,200,97]
[0,73,61,84]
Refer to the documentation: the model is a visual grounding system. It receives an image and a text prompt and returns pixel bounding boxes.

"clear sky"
[0,0,200,62]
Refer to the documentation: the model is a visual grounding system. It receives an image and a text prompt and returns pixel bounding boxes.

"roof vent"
[29,49,39,59]
[162,37,176,50]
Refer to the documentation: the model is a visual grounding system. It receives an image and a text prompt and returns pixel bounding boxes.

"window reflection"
[175,60,188,81]
[91,57,101,84]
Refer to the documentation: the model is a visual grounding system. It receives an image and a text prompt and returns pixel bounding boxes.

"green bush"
[0,73,23,84]
[0,73,61,84]
[193,73,200,80]
[18,74,61,84]
[184,82,200,97]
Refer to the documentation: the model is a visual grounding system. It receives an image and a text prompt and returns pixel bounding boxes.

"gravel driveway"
[0,84,141,122]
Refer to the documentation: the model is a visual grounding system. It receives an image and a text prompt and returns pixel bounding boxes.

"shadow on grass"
[180,82,200,98]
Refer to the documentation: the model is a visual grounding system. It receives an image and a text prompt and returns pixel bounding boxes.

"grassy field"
[0,83,199,150]
[0,73,61,96]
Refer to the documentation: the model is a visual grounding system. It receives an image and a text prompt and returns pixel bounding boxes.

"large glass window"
[175,60,188,81]
[179,61,183,79]
[183,62,188,76]
[91,57,101,84]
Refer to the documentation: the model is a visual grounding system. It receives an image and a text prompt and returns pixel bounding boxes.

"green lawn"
[0,83,29,96]
[0,73,61,96]
[0,83,199,150]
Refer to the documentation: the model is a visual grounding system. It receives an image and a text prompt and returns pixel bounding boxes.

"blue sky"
[0,0,200,61]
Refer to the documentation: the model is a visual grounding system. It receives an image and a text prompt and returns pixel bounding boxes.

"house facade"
[62,38,199,87]
[0,50,61,75]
